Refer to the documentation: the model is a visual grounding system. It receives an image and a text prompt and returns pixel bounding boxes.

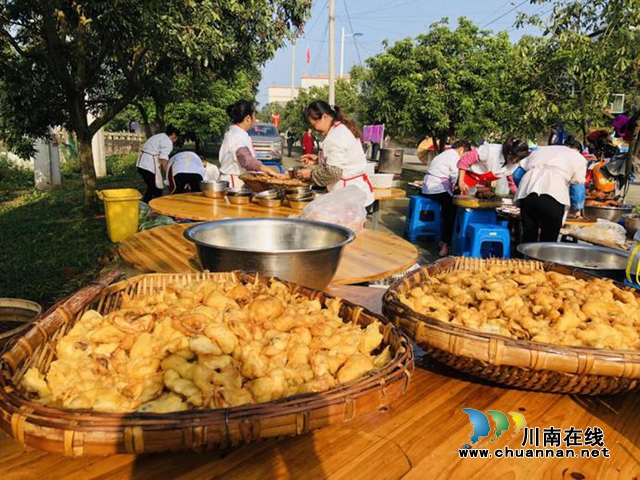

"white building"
[267,75,350,105]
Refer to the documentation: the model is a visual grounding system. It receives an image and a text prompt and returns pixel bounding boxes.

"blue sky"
[257,0,547,105]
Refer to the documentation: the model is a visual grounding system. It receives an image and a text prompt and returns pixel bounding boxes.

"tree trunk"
[195,138,201,152]
[76,131,98,215]
[135,103,152,138]
[154,97,166,133]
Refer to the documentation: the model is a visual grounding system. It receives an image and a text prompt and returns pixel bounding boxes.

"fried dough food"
[399,266,640,350]
[22,277,389,413]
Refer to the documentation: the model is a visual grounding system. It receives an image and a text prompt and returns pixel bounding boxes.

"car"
[248,123,283,163]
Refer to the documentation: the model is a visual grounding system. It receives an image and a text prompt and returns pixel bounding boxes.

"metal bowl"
[288,199,314,210]
[257,197,283,208]
[286,192,314,201]
[227,195,251,205]
[287,166,305,179]
[227,187,252,197]
[624,215,640,238]
[583,204,634,223]
[285,185,312,195]
[517,242,629,280]
[184,219,356,289]
[201,181,229,198]
[255,189,280,199]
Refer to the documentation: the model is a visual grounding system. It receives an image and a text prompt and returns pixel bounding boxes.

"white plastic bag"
[577,219,627,248]
[299,186,367,232]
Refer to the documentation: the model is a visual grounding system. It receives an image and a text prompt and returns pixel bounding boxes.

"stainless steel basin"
[517,242,629,279]
[583,204,633,223]
[184,219,355,289]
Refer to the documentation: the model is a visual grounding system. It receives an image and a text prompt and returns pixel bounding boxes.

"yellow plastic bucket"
[97,189,142,242]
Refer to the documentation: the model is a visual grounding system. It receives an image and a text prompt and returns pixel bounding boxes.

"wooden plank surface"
[149,191,407,222]
[1,286,638,478]
[372,188,406,201]
[118,224,419,285]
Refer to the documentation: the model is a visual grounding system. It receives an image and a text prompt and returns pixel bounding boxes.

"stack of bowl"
[201,180,229,198]
[286,185,315,210]
[255,189,283,207]
[226,187,252,205]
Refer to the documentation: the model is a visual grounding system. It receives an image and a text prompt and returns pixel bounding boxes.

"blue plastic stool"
[466,223,511,259]
[262,161,284,173]
[404,195,442,243]
[452,208,499,255]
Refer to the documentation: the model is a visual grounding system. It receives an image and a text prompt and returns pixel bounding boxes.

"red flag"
[306,46,310,65]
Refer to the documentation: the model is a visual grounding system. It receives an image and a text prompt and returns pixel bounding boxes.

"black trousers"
[520,193,565,243]
[138,167,163,203]
[287,139,294,156]
[422,192,455,244]
[172,173,203,194]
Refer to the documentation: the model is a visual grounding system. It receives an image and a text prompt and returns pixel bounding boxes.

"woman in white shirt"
[514,143,587,243]
[218,100,279,188]
[422,140,471,256]
[296,101,374,207]
[136,125,179,203]
[167,151,206,194]
[457,138,530,194]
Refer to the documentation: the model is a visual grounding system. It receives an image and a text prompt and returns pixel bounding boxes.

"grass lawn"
[0,153,143,308]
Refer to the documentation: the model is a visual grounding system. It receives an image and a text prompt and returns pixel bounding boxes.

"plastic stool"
[466,223,511,259]
[404,195,442,243]
[452,208,499,255]
[262,161,284,173]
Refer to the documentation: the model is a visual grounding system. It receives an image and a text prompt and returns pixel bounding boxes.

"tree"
[519,1,640,151]
[0,1,311,213]
[353,18,521,151]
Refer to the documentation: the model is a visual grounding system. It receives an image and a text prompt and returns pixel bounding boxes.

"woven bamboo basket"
[240,174,311,193]
[0,271,413,456]
[382,257,640,395]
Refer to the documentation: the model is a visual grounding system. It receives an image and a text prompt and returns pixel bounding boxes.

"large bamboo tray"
[0,271,413,456]
[382,257,640,395]
[240,173,311,193]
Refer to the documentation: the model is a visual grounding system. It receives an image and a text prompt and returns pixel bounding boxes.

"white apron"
[219,125,256,188]
[323,123,375,206]
[136,150,164,189]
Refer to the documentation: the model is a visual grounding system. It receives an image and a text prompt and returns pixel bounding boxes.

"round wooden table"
[149,193,299,221]
[118,224,419,285]
[149,191,407,231]
[370,188,406,230]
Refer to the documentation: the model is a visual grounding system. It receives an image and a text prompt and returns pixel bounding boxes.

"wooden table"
[1,286,638,478]
[149,193,300,221]
[150,191,407,231]
[371,188,406,230]
[118,224,419,285]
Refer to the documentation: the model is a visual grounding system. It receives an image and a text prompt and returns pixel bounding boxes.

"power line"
[310,16,330,75]
[477,1,513,26]
[481,0,530,29]
[303,0,329,38]
[343,0,363,66]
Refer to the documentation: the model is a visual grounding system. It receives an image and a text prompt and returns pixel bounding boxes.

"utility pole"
[290,40,296,100]
[340,26,345,78]
[328,0,335,106]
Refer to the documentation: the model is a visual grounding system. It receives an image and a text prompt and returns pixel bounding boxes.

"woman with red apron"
[218,100,280,188]
[456,139,529,194]
[296,101,374,207]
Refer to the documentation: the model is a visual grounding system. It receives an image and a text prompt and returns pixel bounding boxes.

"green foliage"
[353,18,524,146]
[518,0,640,142]
[0,153,32,194]
[0,1,311,212]
[0,153,142,307]
[279,79,362,136]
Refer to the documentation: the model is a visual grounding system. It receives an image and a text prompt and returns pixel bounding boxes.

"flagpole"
[290,40,295,100]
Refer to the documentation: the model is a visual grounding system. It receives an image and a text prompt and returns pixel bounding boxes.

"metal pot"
[517,242,629,280]
[201,180,229,198]
[624,215,640,238]
[583,204,634,223]
[184,219,356,289]
[378,148,404,174]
